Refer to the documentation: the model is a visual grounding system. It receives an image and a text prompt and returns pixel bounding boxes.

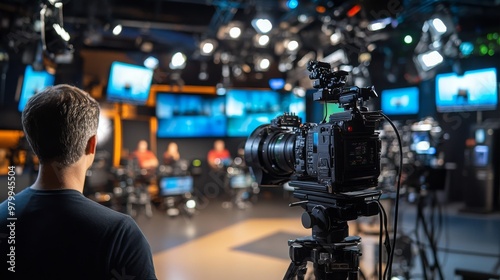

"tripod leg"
[284,261,309,280]
[284,262,298,280]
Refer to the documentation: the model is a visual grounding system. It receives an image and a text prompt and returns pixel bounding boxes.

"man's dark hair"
[22,84,100,166]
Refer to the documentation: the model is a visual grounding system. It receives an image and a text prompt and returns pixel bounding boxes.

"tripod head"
[285,183,381,280]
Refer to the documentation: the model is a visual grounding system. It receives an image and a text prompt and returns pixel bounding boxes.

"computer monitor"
[106,61,154,105]
[381,87,419,115]
[435,67,498,112]
[158,176,194,196]
[18,65,55,112]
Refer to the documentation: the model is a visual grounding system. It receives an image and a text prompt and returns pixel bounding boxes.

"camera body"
[245,61,382,194]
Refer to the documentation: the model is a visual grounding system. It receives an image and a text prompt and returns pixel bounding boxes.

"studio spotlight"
[254,55,272,71]
[112,24,122,36]
[169,52,187,70]
[284,39,300,53]
[367,17,392,31]
[329,29,342,45]
[415,50,443,71]
[217,21,244,40]
[40,3,73,56]
[422,12,454,41]
[228,26,242,39]
[254,34,270,47]
[200,39,217,56]
[143,56,159,69]
[430,18,447,34]
[252,18,273,34]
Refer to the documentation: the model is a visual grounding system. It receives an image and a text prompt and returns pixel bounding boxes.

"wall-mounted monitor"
[381,87,419,115]
[435,68,498,112]
[106,61,154,105]
[18,65,55,112]
[157,116,227,138]
[156,93,226,138]
[156,93,225,119]
[225,89,306,137]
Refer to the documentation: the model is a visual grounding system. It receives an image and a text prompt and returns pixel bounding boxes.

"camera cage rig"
[245,60,390,279]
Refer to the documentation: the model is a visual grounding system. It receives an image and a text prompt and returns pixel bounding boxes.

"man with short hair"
[0,84,157,279]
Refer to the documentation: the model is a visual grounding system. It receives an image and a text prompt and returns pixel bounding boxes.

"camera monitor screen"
[158,176,193,196]
[226,89,306,137]
[106,61,154,105]
[18,65,55,112]
[381,87,419,115]
[435,67,498,112]
[156,93,227,138]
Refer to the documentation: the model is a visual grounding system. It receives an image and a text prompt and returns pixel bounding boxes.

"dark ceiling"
[1,0,499,88]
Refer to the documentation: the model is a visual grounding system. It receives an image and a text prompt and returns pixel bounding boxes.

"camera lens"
[245,124,297,185]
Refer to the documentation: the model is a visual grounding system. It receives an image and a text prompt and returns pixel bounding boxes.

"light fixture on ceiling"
[217,21,244,40]
[169,52,187,70]
[40,2,73,57]
[254,55,272,71]
[228,26,242,39]
[367,17,392,31]
[329,29,342,45]
[199,38,218,56]
[112,24,122,36]
[251,18,273,34]
[414,50,444,71]
[253,34,270,47]
[144,56,159,69]
[284,38,301,53]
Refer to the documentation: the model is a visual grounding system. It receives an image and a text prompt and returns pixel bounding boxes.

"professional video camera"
[245,61,385,279]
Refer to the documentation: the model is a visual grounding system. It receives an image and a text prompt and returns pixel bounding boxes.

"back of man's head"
[22,84,100,166]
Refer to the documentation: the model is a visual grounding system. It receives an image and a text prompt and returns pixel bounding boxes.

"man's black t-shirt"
[0,187,157,280]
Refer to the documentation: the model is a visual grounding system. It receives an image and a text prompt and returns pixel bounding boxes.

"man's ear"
[86,135,97,155]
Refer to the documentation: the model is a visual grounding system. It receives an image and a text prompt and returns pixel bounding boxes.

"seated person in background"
[0,84,156,279]
[207,139,231,169]
[131,140,159,171]
[163,142,180,165]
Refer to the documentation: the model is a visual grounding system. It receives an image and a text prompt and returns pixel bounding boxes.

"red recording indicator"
[348,126,353,132]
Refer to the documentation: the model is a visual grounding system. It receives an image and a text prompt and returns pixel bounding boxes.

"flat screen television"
[156,93,226,119]
[381,87,419,115]
[106,61,154,105]
[435,67,498,112]
[226,89,306,137]
[156,93,227,138]
[18,65,55,112]
[158,176,193,196]
[157,116,227,138]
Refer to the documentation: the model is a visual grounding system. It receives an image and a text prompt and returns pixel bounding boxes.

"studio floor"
[132,189,500,280]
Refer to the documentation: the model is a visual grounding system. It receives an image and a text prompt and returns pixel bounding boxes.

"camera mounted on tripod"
[245,60,384,279]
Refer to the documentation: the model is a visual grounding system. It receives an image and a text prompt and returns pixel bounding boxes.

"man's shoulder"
[0,187,33,218]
